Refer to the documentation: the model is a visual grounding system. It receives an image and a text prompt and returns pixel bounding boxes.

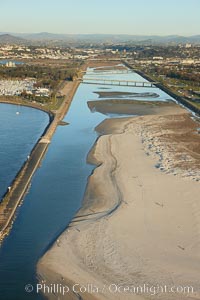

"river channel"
[0,67,173,300]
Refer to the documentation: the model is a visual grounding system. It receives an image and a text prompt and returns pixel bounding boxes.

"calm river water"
[0,68,173,300]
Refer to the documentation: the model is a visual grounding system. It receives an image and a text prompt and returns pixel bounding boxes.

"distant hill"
[0,32,200,45]
[0,34,26,45]
[17,33,200,44]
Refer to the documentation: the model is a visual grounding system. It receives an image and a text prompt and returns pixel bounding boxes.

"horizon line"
[0,32,200,37]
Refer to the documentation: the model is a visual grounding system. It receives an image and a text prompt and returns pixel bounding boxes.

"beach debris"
[58,121,69,126]
[155,202,164,208]
[155,163,161,169]
[178,245,185,251]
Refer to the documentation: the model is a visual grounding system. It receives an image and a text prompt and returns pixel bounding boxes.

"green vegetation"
[138,64,200,111]
[0,94,65,111]
[0,61,81,110]
[0,63,79,89]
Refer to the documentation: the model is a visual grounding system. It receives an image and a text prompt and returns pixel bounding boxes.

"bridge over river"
[79,77,158,88]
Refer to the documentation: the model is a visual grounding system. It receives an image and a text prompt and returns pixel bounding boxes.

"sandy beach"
[38,100,200,300]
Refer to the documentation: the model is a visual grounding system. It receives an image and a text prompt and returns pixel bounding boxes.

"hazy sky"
[1,0,199,35]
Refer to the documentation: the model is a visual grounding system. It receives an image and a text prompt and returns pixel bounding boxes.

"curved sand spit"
[38,109,200,300]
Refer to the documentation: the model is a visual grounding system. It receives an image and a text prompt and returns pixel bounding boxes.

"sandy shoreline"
[38,103,200,299]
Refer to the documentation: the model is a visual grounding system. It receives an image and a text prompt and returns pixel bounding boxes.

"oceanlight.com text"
[25,282,194,296]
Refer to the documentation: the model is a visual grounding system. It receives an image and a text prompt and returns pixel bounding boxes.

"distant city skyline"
[1,0,199,36]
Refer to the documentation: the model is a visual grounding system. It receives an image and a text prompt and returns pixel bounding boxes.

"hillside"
[0,34,26,45]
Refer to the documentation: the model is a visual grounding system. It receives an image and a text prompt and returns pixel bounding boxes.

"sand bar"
[38,103,200,300]
[87,99,183,116]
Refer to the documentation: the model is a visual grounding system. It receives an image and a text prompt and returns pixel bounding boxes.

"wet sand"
[94,91,159,98]
[87,100,182,116]
[38,103,200,300]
